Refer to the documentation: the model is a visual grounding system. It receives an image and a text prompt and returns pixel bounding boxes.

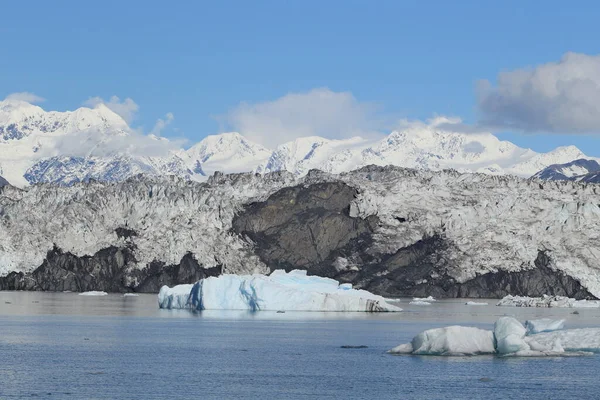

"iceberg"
[78,291,108,296]
[413,296,436,302]
[409,300,432,306]
[388,326,495,356]
[158,270,402,312]
[525,318,565,335]
[389,317,595,357]
[465,301,488,306]
[497,294,600,308]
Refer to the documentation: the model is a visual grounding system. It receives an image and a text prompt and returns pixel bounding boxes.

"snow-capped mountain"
[180,132,271,177]
[533,159,600,183]
[0,100,596,186]
[0,99,191,186]
[257,120,593,178]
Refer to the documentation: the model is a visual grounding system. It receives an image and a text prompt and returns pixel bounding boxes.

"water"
[1,292,600,399]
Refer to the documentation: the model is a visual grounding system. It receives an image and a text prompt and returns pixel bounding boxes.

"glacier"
[389,317,597,357]
[158,270,401,312]
[2,165,600,299]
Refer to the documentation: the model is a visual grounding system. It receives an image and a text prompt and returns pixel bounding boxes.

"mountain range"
[0,99,597,187]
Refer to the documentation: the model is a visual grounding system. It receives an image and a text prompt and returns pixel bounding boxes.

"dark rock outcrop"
[0,175,9,187]
[0,246,220,293]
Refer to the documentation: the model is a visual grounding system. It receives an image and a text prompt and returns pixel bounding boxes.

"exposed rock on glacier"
[1,165,600,297]
[389,317,594,357]
[497,295,600,308]
[158,270,401,312]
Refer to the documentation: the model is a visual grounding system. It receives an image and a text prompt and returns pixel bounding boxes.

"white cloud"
[222,88,388,146]
[4,92,45,103]
[84,95,139,123]
[150,112,174,136]
[477,52,600,134]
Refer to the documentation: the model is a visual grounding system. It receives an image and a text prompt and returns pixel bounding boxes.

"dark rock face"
[533,159,600,183]
[233,182,594,299]
[0,176,9,187]
[233,182,377,278]
[0,246,220,293]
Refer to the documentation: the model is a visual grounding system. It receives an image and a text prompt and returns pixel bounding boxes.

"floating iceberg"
[389,326,495,356]
[389,317,595,357]
[158,270,402,312]
[409,300,432,306]
[525,318,565,335]
[413,296,436,302]
[497,294,600,308]
[465,301,488,306]
[123,293,139,297]
[78,291,108,296]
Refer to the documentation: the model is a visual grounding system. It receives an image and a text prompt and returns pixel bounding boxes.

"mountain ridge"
[0,99,597,186]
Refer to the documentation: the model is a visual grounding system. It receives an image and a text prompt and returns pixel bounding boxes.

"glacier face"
[0,99,597,187]
[158,269,401,312]
[1,165,600,298]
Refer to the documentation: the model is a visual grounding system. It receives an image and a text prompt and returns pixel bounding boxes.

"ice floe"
[465,301,488,306]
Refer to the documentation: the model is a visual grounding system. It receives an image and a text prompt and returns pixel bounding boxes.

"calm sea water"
[1,292,600,399]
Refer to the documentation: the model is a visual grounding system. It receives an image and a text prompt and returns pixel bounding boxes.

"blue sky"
[1,0,600,154]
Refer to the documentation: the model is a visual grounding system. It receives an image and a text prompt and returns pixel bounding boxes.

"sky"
[1,0,600,154]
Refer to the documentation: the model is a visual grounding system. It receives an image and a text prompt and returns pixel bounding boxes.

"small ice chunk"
[78,291,108,296]
[123,293,139,297]
[525,318,565,335]
[494,317,529,354]
[465,301,488,306]
[413,296,436,302]
[389,326,495,356]
[409,301,432,306]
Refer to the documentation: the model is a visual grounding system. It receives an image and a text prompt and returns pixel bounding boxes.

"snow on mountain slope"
[0,100,593,185]
[181,132,271,177]
[0,99,191,186]
[0,99,128,141]
[255,120,592,178]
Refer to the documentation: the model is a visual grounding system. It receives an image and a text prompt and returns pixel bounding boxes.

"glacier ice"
[527,328,600,353]
[78,291,108,296]
[498,295,600,308]
[409,301,432,306]
[465,301,488,306]
[525,318,565,335]
[412,296,436,302]
[389,317,598,357]
[494,317,529,354]
[158,270,401,312]
[388,326,496,356]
